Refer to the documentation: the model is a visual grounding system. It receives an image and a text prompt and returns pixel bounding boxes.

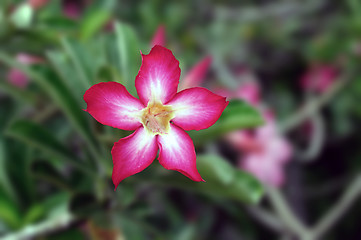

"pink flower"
[235,111,292,187]
[6,53,43,89]
[223,80,292,187]
[235,81,260,106]
[150,25,166,47]
[84,46,229,189]
[300,65,338,93]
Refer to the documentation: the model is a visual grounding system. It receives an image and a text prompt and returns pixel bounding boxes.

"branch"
[279,76,349,134]
[295,112,325,163]
[266,187,313,240]
[247,206,285,232]
[311,174,361,239]
[2,213,76,240]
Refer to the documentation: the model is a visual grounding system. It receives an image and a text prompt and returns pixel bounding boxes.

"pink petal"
[16,53,43,64]
[150,25,166,47]
[261,136,292,164]
[167,87,229,131]
[84,82,144,130]
[112,127,158,189]
[241,154,285,187]
[180,56,212,90]
[226,130,262,152]
[300,65,337,93]
[135,46,180,105]
[157,124,203,181]
[235,81,260,106]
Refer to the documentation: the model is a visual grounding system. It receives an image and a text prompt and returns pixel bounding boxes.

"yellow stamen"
[140,101,174,135]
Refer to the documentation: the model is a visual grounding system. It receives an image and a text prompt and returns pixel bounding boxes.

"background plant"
[0,0,361,239]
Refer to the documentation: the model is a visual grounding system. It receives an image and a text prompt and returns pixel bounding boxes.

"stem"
[266,187,312,239]
[296,113,325,163]
[2,213,75,240]
[279,76,349,134]
[311,174,361,239]
[247,206,285,232]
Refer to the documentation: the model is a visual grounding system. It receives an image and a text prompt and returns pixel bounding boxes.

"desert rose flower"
[223,80,292,187]
[84,46,228,189]
[6,53,43,89]
[300,65,338,93]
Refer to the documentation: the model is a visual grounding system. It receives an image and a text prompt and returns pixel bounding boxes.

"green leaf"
[79,10,110,40]
[0,81,37,105]
[46,51,85,104]
[198,154,235,185]
[23,204,46,225]
[41,192,71,219]
[96,65,123,83]
[6,120,93,175]
[0,187,21,229]
[114,21,141,95]
[0,139,17,204]
[198,154,264,204]
[189,99,264,146]
[0,54,99,159]
[38,16,78,32]
[138,154,264,204]
[60,38,94,90]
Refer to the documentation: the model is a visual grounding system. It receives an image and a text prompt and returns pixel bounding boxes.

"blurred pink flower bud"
[16,53,43,65]
[151,25,166,47]
[180,56,212,90]
[62,0,92,19]
[7,69,29,89]
[229,110,292,187]
[226,131,262,152]
[28,0,48,9]
[242,154,285,187]
[235,81,260,106]
[6,53,43,89]
[300,65,338,93]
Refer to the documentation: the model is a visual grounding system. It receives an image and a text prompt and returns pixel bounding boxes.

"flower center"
[141,101,174,135]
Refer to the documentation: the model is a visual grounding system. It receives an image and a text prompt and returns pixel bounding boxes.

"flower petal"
[180,56,212,90]
[112,127,158,189]
[84,82,144,130]
[150,25,166,47]
[241,154,285,187]
[167,87,229,131]
[157,124,203,181]
[135,45,180,105]
[236,81,260,106]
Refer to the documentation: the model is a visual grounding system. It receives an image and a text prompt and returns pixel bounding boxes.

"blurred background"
[0,0,361,239]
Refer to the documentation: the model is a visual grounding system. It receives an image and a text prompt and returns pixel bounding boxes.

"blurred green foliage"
[0,0,361,239]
